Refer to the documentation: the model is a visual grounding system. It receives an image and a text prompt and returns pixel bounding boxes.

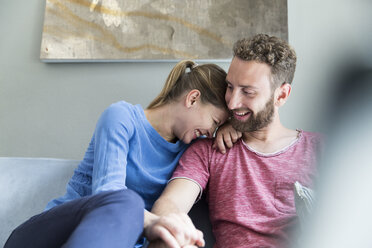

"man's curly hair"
[233,34,297,88]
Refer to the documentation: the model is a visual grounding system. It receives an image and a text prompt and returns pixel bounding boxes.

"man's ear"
[274,83,291,107]
[185,89,201,108]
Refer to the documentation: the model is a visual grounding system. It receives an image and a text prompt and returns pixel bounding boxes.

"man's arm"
[148,178,203,247]
[152,178,201,214]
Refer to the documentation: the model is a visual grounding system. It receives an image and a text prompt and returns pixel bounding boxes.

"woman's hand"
[213,122,242,154]
[148,239,200,248]
[144,212,204,248]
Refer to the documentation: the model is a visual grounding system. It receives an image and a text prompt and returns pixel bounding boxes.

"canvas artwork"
[40,0,288,62]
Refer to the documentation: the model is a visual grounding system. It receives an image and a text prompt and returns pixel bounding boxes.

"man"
[149,34,323,248]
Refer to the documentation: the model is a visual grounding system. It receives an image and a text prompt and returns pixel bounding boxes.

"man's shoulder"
[190,137,214,147]
[186,138,213,154]
[187,138,243,158]
[301,130,323,139]
[300,130,324,146]
[184,138,217,157]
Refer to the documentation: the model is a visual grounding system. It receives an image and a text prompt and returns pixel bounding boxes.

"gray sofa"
[0,157,214,247]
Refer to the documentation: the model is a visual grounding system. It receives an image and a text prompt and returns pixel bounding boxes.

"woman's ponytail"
[148,60,196,109]
[147,60,227,110]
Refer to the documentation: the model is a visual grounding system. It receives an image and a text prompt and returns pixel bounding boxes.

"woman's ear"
[274,83,291,107]
[185,89,201,108]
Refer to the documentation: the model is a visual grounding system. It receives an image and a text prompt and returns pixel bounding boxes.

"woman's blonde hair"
[147,60,227,110]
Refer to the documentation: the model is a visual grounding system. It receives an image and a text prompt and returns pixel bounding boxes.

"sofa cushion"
[0,157,215,247]
[0,157,78,246]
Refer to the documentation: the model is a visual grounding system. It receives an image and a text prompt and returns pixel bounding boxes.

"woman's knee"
[111,189,144,208]
[93,189,144,212]
[90,189,145,231]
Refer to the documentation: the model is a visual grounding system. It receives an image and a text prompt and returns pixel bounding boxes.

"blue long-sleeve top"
[46,101,189,211]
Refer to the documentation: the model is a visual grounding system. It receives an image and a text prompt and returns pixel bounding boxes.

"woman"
[5,60,228,248]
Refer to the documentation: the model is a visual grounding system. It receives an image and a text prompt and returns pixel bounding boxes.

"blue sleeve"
[92,104,135,194]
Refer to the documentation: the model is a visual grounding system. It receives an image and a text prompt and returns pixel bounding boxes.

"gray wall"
[1,0,371,159]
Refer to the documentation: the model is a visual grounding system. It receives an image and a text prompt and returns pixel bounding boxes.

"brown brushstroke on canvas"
[64,0,231,47]
[40,0,288,61]
[43,0,197,58]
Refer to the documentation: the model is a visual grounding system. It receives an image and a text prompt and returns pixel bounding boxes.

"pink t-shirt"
[171,130,322,248]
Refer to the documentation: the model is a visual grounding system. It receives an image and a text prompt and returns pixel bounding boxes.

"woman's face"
[175,103,228,144]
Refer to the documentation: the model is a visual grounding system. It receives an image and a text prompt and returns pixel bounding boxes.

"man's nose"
[227,91,242,110]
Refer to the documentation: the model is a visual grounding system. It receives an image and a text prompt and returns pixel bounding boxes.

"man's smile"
[232,110,251,121]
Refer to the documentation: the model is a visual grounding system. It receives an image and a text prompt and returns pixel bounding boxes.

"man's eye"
[244,91,255,95]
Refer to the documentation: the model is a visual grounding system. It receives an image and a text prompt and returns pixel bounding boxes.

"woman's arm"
[213,121,242,154]
[92,104,135,193]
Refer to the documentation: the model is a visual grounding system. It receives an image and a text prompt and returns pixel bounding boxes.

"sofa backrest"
[0,157,214,247]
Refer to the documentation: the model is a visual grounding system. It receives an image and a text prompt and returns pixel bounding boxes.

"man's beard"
[230,95,275,132]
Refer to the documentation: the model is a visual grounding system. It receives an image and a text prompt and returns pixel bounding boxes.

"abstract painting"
[40,0,288,62]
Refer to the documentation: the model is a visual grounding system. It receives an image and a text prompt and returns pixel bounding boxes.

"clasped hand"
[144,212,204,248]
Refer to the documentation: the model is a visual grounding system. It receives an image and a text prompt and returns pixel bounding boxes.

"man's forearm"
[147,179,204,247]
[151,195,185,216]
[152,178,201,216]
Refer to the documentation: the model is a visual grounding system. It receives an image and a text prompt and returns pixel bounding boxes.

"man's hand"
[144,211,204,248]
[213,122,242,154]
[148,239,201,248]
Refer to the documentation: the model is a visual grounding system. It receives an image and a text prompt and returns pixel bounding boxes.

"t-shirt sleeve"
[170,139,212,193]
[92,103,135,194]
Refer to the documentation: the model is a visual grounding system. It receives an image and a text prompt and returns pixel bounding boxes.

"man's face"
[225,57,275,132]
